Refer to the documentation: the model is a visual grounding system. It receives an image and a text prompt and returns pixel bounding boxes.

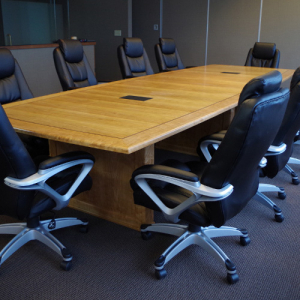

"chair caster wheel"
[240,236,250,246]
[227,273,239,284]
[292,178,300,185]
[155,268,167,280]
[60,260,72,271]
[141,231,153,240]
[278,191,286,200]
[79,225,89,233]
[275,214,284,223]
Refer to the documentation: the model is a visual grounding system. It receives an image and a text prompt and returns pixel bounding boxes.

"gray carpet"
[1,147,300,299]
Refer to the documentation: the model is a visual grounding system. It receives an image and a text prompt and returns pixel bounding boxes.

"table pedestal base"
[50,141,154,231]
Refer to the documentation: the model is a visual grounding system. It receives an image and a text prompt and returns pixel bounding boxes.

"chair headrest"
[290,67,300,90]
[58,39,84,63]
[238,70,282,105]
[0,48,15,79]
[252,42,276,60]
[124,38,144,57]
[160,38,176,54]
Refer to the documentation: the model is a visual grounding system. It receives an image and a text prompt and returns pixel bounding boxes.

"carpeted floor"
[1,147,300,299]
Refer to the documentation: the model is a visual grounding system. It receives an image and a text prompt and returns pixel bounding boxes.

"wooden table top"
[4,65,294,154]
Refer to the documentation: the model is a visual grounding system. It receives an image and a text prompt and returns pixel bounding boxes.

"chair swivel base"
[0,217,88,270]
[141,223,250,284]
[284,162,300,185]
[253,188,285,222]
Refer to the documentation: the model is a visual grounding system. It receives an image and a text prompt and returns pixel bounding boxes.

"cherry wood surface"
[3,65,294,230]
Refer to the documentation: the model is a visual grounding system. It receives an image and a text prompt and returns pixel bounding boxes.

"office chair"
[53,39,97,91]
[131,71,289,283]
[117,37,154,79]
[0,48,49,157]
[155,38,185,72]
[0,104,95,270]
[199,71,292,221]
[199,68,300,213]
[0,48,33,104]
[245,42,280,68]
[260,67,300,184]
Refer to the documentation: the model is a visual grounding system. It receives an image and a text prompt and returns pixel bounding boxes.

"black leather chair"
[245,42,280,68]
[260,67,300,185]
[199,69,300,213]
[0,48,33,104]
[155,38,185,72]
[0,48,49,157]
[0,104,95,270]
[199,71,294,221]
[131,71,289,283]
[117,37,154,79]
[53,39,97,91]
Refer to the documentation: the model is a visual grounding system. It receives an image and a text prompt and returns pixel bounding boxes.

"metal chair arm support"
[265,143,286,156]
[4,159,94,210]
[134,173,233,223]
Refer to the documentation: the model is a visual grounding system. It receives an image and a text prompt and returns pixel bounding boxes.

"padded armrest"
[133,164,233,223]
[5,151,95,210]
[200,131,284,163]
[203,131,227,142]
[259,157,267,168]
[133,164,199,182]
[199,136,223,162]
[39,151,95,170]
[133,164,233,198]
[265,143,286,156]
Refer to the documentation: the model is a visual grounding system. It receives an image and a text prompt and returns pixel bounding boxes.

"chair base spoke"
[143,223,246,283]
[0,217,88,268]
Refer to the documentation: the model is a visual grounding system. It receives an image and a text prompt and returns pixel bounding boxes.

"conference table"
[3,65,294,230]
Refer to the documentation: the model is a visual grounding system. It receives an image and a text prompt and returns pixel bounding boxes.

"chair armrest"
[39,151,95,172]
[5,151,95,210]
[133,164,199,182]
[265,143,286,156]
[199,132,227,162]
[200,133,285,163]
[259,157,267,168]
[200,139,222,162]
[133,164,233,223]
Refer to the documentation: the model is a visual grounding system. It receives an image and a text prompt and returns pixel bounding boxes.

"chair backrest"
[155,38,185,72]
[0,48,33,104]
[0,104,37,220]
[245,42,280,68]
[238,70,283,106]
[201,71,289,227]
[53,39,97,91]
[117,37,154,79]
[263,67,300,177]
